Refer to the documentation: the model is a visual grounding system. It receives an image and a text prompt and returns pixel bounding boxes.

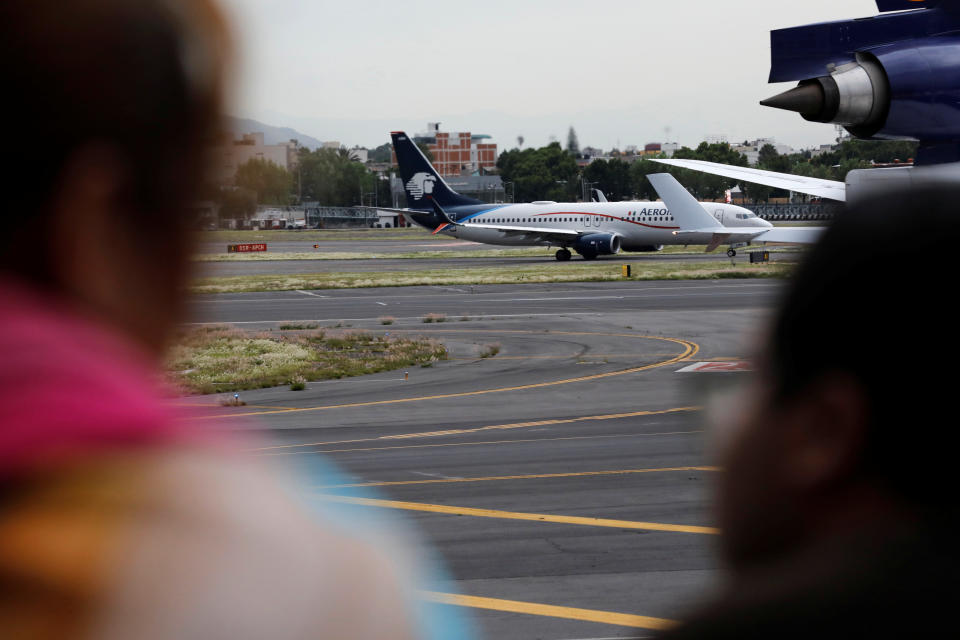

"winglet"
[647,174,723,231]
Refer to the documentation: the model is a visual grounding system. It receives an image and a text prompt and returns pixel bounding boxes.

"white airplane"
[390,131,799,260]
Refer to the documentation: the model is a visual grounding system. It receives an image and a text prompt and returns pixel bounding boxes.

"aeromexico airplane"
[389,131,819,260]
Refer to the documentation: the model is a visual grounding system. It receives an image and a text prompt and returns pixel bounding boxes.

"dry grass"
[191,261,792,294]
[167,325,446,394]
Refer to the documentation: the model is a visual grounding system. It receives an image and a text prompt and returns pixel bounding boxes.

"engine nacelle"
[762,3,960,163]
[627,244,664,253]
[573,233,621,257]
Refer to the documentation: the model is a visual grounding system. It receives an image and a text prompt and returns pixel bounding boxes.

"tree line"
[215,147,392,219]
[499,138,918,203]
[215,136,920,221]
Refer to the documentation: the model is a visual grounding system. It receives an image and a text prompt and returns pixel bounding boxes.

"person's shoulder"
[1,449,421,639]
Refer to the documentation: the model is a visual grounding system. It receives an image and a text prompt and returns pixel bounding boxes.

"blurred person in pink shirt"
[0,2,470,639]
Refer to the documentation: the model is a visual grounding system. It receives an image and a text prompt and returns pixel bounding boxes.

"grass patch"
[278,322,320,330]
[379,316,396,325]
[167,325,447,394]
[479,343,501,359]
[422,313,448,323]
[191,261,793,294]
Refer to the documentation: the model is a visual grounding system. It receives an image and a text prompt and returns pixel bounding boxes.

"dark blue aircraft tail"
[391,131,484,210]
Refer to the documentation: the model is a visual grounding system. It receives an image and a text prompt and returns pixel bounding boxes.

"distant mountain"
[225,116,325,150]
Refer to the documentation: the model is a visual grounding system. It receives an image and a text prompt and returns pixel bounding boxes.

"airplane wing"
[751,227,825,244]
[652,158,847,202]
[672,226,825,251]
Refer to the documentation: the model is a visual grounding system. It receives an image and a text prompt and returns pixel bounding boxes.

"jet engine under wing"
[652,158,847,202]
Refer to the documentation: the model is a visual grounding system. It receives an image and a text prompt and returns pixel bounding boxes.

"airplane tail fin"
[391,131,484,210]
[647,174,723,231]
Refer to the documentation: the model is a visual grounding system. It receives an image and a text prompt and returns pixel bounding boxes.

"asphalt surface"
[188,280,782,639]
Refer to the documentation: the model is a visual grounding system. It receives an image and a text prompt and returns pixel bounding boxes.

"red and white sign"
[227,243,268,253]
[676,361,752,373]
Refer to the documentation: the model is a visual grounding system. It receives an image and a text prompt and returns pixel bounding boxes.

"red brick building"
[393,123,498,177]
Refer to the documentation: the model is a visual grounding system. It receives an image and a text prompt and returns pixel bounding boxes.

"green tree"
[497,142,579,202]
[583,158,632,201]
[368,142,393,163]
[296,147,387,207]
[217,187,256,221]
[234,158,293,205]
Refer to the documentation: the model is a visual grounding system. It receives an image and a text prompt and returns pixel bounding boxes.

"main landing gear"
[555,248,572,262]
[727,248,737,258]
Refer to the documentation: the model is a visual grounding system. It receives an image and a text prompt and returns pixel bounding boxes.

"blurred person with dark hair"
[0,2,470,638]
[660,185,960,638]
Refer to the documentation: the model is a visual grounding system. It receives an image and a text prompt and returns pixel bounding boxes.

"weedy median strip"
[190,262,793,294]
[167,325,447,394]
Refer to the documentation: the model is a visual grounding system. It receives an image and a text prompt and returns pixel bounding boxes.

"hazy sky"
[218,0,879,152]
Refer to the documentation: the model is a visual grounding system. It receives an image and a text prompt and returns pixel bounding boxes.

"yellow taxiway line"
[320,495,719,535]
[195,332,699,421]
[422,591,677,631]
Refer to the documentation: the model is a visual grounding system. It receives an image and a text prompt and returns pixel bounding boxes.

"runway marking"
[249,406,700,451]
[322,495,719,535]
[187,309,763,326]
[194,333,699,420]
[410,471,463,481]
[257,431,704,457]
[375,301,388,306]
[421,591,676,631]
[323,465,719,489]
[295,290,328,298]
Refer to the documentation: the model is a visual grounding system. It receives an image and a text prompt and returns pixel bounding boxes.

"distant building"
[642,142,662,156]
[349,147,369,163]
[392,122,498,177]
[733,137,797,165]
[661,142,680,158]
[210,132,298,184]
[322,141,341,150]
[809,144,836,158]
[581,146,604,158]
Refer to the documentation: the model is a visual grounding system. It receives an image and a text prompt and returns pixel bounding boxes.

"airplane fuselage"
[405,201,769,250]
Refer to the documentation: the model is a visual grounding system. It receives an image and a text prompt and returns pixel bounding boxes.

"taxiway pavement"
[188,280,780,639]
